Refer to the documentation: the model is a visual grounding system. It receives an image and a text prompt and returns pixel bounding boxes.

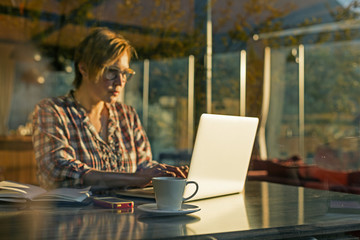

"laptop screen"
[184,114,259,201]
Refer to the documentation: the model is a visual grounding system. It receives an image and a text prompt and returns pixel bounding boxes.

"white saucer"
[137,203,200,215]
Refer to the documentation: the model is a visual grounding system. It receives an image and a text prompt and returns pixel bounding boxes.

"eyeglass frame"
[103,66,136,82]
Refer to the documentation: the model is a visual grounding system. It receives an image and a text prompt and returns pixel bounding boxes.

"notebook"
[115,113,259,201]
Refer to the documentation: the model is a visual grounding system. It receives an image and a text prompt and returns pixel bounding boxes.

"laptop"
[115,113,259,201]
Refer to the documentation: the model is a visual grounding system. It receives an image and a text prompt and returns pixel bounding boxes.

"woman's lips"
[111,90,120,96]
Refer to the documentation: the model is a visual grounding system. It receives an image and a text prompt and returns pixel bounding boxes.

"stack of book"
[0,181,91,206]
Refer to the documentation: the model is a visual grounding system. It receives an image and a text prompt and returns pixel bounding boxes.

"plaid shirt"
[32,91,155,189]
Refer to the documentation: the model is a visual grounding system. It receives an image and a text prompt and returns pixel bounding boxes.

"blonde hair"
[73,28,136,89]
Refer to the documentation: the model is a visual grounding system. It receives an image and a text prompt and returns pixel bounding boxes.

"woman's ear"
[78,62,87,77]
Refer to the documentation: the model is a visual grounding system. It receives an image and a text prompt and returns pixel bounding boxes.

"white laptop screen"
[184,114,259,201]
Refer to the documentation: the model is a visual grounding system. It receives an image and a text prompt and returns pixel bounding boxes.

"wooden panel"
[0,136,37,185]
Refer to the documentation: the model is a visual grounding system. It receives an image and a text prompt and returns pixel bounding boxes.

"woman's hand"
[83,164,190,190]
[152,163,188,178]
[136,163,189,187]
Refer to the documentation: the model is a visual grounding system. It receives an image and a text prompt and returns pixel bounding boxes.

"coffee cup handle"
[183,181,199,202]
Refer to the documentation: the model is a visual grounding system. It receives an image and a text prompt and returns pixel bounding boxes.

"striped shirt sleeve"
[32,99,91,189]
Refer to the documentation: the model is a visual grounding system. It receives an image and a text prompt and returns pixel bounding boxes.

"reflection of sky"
[8,61,74,130]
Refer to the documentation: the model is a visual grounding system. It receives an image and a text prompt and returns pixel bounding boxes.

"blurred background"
[1,0,360,187]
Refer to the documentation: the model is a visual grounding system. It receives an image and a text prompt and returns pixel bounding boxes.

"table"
[1,181,360,240]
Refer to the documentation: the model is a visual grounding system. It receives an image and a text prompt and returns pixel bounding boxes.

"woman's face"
[81,53,131,104]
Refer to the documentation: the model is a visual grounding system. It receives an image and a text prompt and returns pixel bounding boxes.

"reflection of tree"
[306,46,360,114]
[213,0,295,116]
[304,42,360,142]
[13,0,360,117]
[216,0,295,44]
[292,2,360,144]
[113,0,203,60]
[22,0,295,118]
[328,0,360,21]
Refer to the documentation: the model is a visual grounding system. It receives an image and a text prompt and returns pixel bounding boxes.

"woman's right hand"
[83,163,189,190]
[135,163,188,187]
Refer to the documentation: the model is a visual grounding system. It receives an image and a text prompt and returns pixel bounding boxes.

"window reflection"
[212,52,241,115]
[1,0,360,188]
[147,57,191,164]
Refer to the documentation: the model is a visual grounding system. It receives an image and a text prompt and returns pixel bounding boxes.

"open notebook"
[115,113,259,201]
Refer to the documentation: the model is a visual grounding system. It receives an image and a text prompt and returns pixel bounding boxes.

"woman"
[32,28,187,189]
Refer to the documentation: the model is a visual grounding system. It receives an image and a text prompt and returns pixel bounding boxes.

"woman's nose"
[113,75,125,86]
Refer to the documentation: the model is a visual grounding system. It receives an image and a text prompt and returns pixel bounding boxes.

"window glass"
[147,57,191,164]
[124,61,144,120]
[8,62,73,132]
[2,0,360,182]
[266,47,299,160]
[304,41,360,169]
[212,52,241,115]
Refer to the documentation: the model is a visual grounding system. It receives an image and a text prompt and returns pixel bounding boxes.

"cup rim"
[152,177,185,181]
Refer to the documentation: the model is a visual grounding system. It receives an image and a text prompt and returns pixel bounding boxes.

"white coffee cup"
[152,177,199,211]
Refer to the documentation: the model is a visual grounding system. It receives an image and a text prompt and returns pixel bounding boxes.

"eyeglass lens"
[105,68,135,81]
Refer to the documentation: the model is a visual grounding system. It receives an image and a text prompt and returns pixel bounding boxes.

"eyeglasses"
[103,66,136,82]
